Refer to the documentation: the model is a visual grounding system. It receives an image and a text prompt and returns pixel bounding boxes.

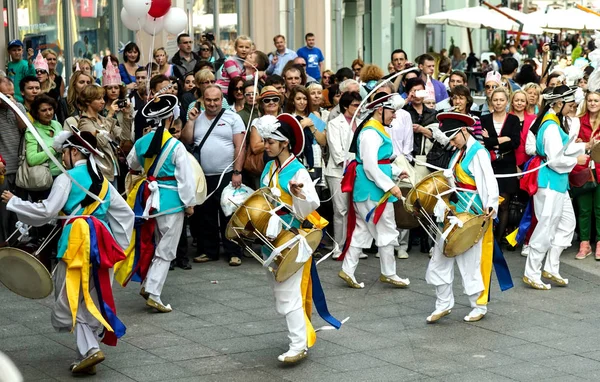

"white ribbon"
[433,197,448,223]
[141,180,178,220]
[263,233,312,268]
[266,212,283,240]
[442,215,464,240]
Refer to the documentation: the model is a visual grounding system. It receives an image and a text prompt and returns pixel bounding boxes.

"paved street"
[3,246,600,381]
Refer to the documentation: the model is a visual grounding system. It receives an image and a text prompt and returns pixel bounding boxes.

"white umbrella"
[526,8,600,30]
[416,6,542,34]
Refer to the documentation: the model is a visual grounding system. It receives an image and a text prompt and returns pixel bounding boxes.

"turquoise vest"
[537,120,569,193]
[260,158,305,229]
[354,123,397,203]
[134,133,184,214]
[57,164,111,259]
[450,140,486,214]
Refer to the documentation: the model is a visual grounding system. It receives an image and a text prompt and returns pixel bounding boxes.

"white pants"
[144,212,184,297]
[349,201,399,248]
[343,244,397,278]
[270,267,307,353]
[525,188,575,281]
[426,236,486,311]
[326,176,347,255]
[75,323,99,359]
[396,229,409,251]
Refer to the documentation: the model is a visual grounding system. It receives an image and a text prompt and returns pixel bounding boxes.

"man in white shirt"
[183,86,246,266]
[266,35,297,76]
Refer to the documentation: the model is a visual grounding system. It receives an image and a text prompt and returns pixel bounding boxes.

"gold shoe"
[379,275,409,288]
[542,271,568,286]
[338,270,363,289]
[464,313,485,322]
[426,309,451,323]
[146,298,173,313]
[278,349,308,363]
[139,287,149,300]
[523,276,551,290]
[71,351,105,374]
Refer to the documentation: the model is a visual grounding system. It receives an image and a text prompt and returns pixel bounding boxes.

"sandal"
[229,256,242,266]
[193,254,215,263]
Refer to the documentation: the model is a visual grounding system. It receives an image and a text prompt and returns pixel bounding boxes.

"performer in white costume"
[338,92,410,289]
[523,85,588,290]
[425,112,499,323]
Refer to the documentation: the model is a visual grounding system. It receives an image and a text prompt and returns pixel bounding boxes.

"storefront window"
[192,0,238,56]
[71,0,111,76]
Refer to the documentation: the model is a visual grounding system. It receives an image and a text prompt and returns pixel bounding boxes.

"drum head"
[275,229,322,282]
[225,187,276,241]
[0,247,53,299]
[395,188,419,229]
[591,142,600,163]
[405,171,451,215]
[444,214,490,258]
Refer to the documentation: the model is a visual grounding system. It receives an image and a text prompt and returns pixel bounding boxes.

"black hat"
[141,94,178,120]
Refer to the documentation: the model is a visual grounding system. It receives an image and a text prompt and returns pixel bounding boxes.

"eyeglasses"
[485,85,498,90]
[201,80,216,85]
[234,87,244,92]
[244,92,255,97]
[200,48,210,51]
[35,69,47,74]
[262,97,280,104]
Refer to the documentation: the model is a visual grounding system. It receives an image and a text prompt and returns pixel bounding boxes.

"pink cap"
[485,71,502,86]
[33,51,49,73]
[102,59,122,87]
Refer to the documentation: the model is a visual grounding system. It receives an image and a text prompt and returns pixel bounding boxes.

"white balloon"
[120,8,145,31]
[164,7,188,35]
[123,0,151,19]
[143,15,165,36]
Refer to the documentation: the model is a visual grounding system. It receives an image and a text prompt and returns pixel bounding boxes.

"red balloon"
[148,0,171,18]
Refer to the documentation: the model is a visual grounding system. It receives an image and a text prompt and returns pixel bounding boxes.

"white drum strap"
[442,215,464,241]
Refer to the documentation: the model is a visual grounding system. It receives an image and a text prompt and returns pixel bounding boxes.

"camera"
[206,33,215,42]
[415,89,428,98]
[117,99,128,109]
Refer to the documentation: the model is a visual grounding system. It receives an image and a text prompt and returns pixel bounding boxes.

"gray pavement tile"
[485,362,568,381]
[147,343,219,361]
[102,349,168,369]
[440,370,516,382]
[316,326,401,351]
[538,335,600,354]
[243,306,282,320]
[172,325,242,343]
[446,349,522,369]
[0,334,61,352]
[54,367,136,382]
[147,314,214,331]
[312,352,390,371]
[196,310,264,325]
[119,323,165,339]
[532,354,600,375]
[125,332,194,350]
[175,355,246,375]
[198,289,258,302]
[203,336,282,354]
[496,342,570,361]
[499,324,572,343]
[0,323,36,338]
[334,365,424,382]
[229,318,288,336]
[219,296,275,310]
[118,362,197,382]
[542,376,590,382]
[177,301,238,316]
[14,364,52,381]
[172,369,285,382]
[302,339,356,358]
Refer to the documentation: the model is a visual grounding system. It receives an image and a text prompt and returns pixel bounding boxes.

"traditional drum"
[395,187,419,229]
[268,228,323,282]
[0,246,53,299]
[404,171,452,215]
[591,141,600,163]
[442,211,490,258]
[225,187,322,282]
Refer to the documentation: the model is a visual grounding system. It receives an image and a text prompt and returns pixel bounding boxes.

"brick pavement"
[3,247,600,381]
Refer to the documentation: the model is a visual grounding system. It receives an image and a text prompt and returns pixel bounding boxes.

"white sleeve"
[288,168,320,220]
[326,118,346,167]
[525,130,537,156]
[106,183,135,250]
[469,149,499,217]
[402,112,414,159]
[127,144,142,171]
[359,130,396,192]
[6,174,71,226]
[544,124,578,174]
[173,142,196,207]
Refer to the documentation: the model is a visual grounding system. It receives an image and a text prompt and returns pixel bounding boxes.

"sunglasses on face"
[234,87,244,92]
[244,92,255,97]
[262,97,280,104]
[36,70,47,74]
[200,48,210,51]
[168,127,180,134]
[323,76,331,80]
[485,85,498,90]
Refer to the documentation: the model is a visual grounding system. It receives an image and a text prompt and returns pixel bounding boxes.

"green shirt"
[26,120,62,176]
[7,59,35,103]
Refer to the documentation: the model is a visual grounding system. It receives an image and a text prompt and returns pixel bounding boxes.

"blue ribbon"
[310,257,342,329]
[492,239,514,292]
[515,201,533,245]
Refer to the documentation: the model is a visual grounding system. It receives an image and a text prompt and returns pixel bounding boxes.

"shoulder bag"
[192,109,226,165]
[15,136,53,191]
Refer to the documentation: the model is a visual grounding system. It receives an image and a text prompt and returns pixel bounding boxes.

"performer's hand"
[289,181,305,199]
[1,190,14,203]
[484,207,495,220]
[390,185,403,200]
[542,43,550,54]
[231,173,242,188]
[184,206,194,217]
[399,170,409,180]
[577,154,590,165]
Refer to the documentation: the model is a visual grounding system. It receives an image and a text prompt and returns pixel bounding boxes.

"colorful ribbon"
[309,257,342,329]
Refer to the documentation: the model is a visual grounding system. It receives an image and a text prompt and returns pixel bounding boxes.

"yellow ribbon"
[300,258,316,348]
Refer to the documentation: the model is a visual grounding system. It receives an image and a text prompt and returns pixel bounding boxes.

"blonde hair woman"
[510,89,536,167]
[42,49,65,98]
[153,47,174,77]
[522,82,542,116]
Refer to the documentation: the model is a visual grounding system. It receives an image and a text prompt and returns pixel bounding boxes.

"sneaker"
[359,252,368,259]
[396,249,409,259]
[521,244,530,258]
[229,256,242,266]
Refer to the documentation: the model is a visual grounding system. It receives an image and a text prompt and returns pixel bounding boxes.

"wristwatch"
[232,170,242,175]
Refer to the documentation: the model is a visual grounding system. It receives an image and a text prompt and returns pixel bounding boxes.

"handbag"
[414,134,433,181]
[243,127,265,175]
[15,138,53,191]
